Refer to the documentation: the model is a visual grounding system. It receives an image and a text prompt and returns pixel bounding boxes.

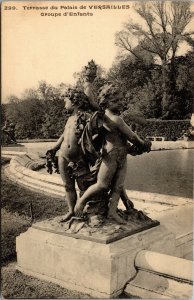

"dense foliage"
[107,52,194,120]
[126,119,191,141]
[115,1,194,118]
[2,82,68,139]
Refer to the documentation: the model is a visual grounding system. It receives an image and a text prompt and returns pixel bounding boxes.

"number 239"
[4,6,17,10]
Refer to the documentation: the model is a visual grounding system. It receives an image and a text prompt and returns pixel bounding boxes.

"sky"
[2,1,194,102]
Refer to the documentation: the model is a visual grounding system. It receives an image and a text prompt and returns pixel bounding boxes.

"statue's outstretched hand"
[127,144,144,156]
[142,140,152,153]
[46,149,57,158]
[127,140,152,156]
[46,149,59,174]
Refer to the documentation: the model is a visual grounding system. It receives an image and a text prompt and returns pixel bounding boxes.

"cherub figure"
[46,88,105,222]
[75,83,151,223]
[83,61,135,211]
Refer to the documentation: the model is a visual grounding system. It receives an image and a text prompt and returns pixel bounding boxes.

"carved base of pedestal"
[33,211,159,244]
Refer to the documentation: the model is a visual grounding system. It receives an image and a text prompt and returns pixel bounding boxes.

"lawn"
[1,171,67,264]
[2,263,90,299]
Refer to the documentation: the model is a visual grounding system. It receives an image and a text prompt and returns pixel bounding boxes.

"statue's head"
[62,88,90,112]
[98,83,125,113]
[83,60,97,83]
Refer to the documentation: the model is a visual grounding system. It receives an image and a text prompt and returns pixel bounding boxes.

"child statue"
[46,88,105,222]
[75,83,151,224]
[83,60,136,211]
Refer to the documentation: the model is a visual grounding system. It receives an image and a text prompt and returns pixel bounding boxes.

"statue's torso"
[60,116,81,161]
[103,115,127,153]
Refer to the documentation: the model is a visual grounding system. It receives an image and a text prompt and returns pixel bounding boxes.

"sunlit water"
[22,143,193,199]
[125,149,193,199]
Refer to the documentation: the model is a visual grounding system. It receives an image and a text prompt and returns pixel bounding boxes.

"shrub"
[124,119,191,140]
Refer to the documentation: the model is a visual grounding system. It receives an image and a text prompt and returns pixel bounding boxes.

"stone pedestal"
[16,224,175,298]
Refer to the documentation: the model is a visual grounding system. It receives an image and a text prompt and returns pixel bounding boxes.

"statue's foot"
[136,210,151,221]
[108,212,127,224]
[74,202,85,217]
[59,212,74,223]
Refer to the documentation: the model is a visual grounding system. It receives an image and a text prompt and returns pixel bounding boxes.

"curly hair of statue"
[98,83,124,108]
[64,88,90,109]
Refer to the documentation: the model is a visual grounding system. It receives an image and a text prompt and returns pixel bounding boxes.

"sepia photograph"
[1,1,194,299]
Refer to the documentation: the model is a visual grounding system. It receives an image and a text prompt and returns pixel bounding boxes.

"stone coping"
[125,250,193,299]
[17,139,57,143]
[135,250,193,283]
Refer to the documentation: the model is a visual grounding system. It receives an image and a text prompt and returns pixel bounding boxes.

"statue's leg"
[108,159,127,224]
[120,189,134,210]
[74,158,117,216]
[58,156,77,222]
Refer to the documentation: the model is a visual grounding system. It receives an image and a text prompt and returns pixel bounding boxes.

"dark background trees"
[2,82,67,139]
[115,1,194,119]
[107,45,194,120]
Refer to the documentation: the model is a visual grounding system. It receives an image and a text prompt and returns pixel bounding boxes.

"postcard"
[1,1,193,299]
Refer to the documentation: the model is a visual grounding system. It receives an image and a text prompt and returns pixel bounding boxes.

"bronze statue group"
[46,60,151,227]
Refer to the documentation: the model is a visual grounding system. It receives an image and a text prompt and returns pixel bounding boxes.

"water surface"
[125,149,193,199]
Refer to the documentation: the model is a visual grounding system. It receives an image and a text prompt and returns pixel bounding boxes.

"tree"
[5,89,44,138]
[40,96,66,138]
[115,1,194,118]
[1,104,7,126]
[3,95,20,122]
[3,82,69,139]
[107,55,164,118]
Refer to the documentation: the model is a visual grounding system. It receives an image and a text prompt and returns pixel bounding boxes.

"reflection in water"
[125,149,193,199]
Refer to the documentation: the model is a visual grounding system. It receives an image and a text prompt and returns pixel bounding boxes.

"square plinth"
[16,223,176,298]
[32,215,160,244]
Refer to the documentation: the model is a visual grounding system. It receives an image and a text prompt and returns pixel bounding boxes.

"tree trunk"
[169,54,177,113]
[161,59,171,118]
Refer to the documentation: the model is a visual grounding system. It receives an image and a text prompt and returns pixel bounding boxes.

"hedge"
[15,120,191,142]
[127,119,191,141]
